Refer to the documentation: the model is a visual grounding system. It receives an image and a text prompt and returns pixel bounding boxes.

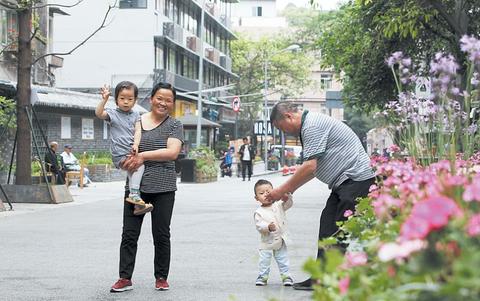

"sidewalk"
[0,173,330,301]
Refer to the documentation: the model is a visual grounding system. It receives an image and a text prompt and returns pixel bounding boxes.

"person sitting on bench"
[60,144,92,185]
[44,141,65,184]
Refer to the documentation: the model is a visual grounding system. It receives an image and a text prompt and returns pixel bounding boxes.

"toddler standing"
[253,179,294,286]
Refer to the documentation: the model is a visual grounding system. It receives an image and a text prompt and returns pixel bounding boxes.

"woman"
[110,82,184,293]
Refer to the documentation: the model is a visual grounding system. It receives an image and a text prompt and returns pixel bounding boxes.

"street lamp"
[263,44,301,171]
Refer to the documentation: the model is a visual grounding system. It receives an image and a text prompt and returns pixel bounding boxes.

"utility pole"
[196,0,206,148]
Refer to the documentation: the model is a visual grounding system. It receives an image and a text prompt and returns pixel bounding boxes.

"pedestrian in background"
[110,82,184,293]
[265,101,375,291]
[239,137,254,181]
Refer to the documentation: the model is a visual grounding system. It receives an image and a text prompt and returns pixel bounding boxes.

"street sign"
[415,77,432,100]
[254,121,272,135]
[232,96,241,112]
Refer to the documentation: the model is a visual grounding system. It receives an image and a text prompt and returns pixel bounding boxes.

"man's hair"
[49,141,58,147]
[254,179,273,195]
[270,101,300,124]
[242,137,248,142]
[151,81,177,100]
[114,81,138,103]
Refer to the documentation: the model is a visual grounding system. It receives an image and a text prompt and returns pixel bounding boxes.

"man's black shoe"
[293,278,313,291]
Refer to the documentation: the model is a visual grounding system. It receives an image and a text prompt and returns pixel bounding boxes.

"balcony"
[163,22,183,45]
[154,69,199,92]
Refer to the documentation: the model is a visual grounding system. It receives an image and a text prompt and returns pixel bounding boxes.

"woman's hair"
[151,82,177,100]
[270,101,300,124]
[114,81,138,102]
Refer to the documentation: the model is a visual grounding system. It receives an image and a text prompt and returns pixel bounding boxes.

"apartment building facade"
[53,0,238,150]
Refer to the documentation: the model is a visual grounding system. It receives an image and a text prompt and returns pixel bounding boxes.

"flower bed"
[305,36,480,300]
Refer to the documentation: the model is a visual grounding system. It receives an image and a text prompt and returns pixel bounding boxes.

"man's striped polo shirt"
[300,110,374,189]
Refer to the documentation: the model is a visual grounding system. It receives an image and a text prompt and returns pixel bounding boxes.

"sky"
[276,0,344,11]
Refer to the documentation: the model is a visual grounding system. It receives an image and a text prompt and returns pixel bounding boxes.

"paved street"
[0,172,330,301]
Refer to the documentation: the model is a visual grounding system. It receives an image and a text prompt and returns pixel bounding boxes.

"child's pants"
[258,241,290,279]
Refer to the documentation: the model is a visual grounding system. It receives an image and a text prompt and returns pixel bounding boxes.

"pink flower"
[466,214,480,237]
[344,251,367,268]
[400,195,462,241]
[400,217,431,240]
[463,182,480,202]
[344,210,353,218]
[388,144,400,153]
[338,276,350,295]
[378,240,427,262]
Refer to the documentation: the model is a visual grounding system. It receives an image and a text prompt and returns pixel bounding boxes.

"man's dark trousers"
[241,160,252,180]
[317,177,375,259]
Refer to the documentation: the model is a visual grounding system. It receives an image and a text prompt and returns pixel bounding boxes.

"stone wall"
[87,164,127,182]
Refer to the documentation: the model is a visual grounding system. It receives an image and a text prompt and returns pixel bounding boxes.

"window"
[155,43,164,69]
[0,9,17,46]
[119,0,147,9]
[252,6,262,17]
[169,49,176,73]
[82,118,94,140]
[61,116,71,139]
[320,74,332,90]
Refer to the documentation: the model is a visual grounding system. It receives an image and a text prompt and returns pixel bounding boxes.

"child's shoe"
[282,275,294,286]
[133,203,153,215]
[255,276,268,286]
[126,189,145,206]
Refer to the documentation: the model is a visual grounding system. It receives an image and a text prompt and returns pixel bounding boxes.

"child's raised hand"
[100,84,111,101]
[268,222,276,232]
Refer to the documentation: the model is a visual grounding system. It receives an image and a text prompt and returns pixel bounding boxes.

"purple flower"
[460,35,480,63]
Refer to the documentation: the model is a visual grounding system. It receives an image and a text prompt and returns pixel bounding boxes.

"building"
[0,1,68,170]
[0,0,65,85]
[52,0,239,150]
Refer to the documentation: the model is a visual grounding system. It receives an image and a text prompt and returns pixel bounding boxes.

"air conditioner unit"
[186,36,199,53]
[173,23,183,44]
[213,49,220,64]
[163,22,174,39]
[205,2,215,15]
[205,48,214,61]
[219,14,228,26]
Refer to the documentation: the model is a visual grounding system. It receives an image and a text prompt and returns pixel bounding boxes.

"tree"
[0,0,115,185]
[230,35,312,137]
[309,0,480,112]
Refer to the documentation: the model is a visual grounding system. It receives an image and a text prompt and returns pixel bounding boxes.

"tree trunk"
[15,8,32,185]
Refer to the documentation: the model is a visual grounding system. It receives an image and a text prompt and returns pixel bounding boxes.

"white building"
[52,0,239,150]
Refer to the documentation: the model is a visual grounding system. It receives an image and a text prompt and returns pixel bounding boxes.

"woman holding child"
[110,82,184,293]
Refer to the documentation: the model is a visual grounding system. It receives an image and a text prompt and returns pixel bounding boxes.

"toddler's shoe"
[133,203,153,215]
[125,194,145,206]
[282,275,294,286]
[255,276,268,286]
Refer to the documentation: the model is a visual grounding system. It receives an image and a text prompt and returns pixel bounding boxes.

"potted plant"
[267,155,279,171]
[188,147,218,183]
